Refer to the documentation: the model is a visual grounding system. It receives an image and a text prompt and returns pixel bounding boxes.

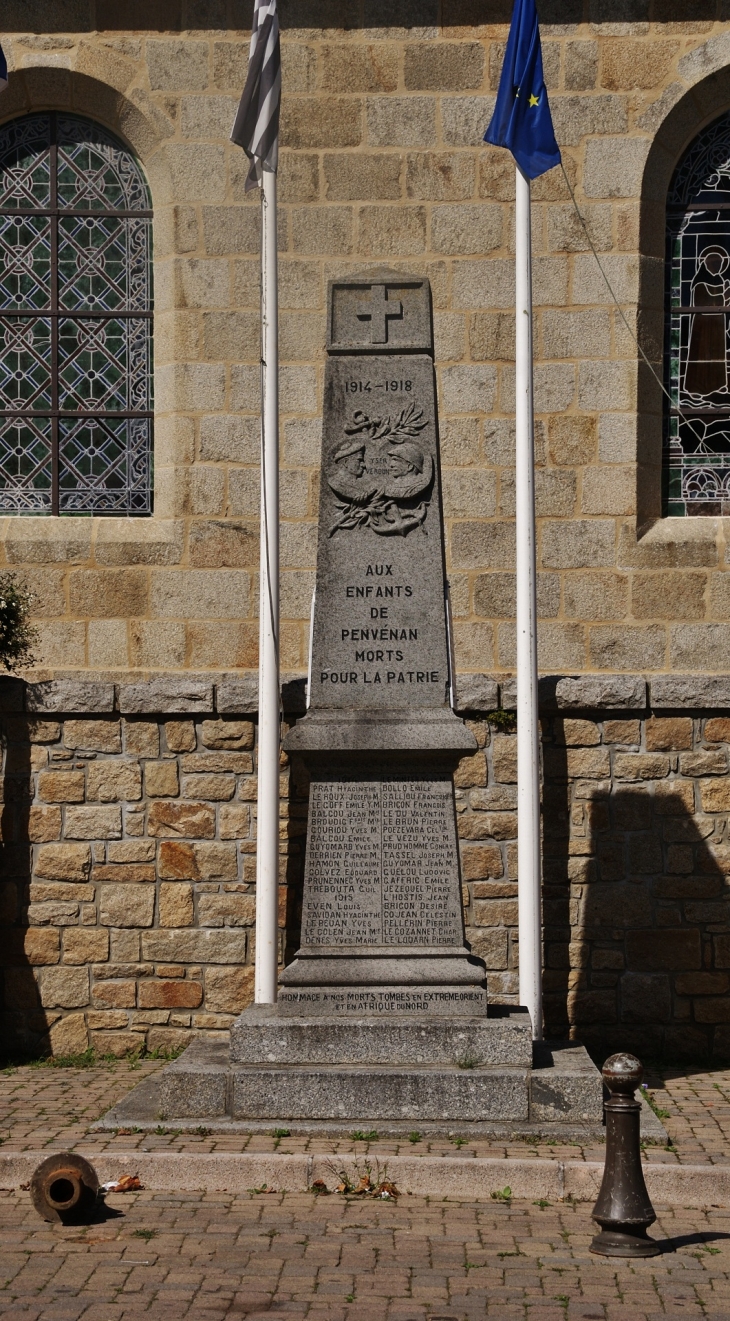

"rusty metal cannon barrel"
[30,1152,100,1224]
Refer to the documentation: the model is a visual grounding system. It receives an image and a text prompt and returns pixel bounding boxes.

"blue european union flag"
[484,0,560,180]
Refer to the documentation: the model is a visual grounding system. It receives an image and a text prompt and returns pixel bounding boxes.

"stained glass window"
[0,113,152,515]
[664,112,730,516]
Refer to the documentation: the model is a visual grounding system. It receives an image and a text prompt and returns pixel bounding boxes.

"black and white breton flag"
[230,0,281,191]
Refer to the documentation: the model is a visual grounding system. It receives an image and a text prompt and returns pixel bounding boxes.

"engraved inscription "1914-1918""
[301,777,463,949]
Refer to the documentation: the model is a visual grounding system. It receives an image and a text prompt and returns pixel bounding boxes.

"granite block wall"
[0,692,308,1059]
[3,674,730,1063]
[458,706,730,1063]
[2,11,730,681]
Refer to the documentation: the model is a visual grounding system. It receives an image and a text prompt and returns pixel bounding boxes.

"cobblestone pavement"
[1,1188,730,1321]
[0,1058,729,1166]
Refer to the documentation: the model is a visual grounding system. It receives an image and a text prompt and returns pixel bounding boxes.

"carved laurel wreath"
[328,404,433,538]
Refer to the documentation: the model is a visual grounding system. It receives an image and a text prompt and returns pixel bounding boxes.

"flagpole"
[255,165,280,1005]
[515,163,542,1041]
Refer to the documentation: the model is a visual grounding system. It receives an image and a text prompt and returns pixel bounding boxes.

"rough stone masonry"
[3,5,730,1062]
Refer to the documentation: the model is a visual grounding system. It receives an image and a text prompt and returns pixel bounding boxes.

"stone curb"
[0,1152,726,1208]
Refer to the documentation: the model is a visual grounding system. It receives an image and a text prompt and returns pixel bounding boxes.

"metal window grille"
[0,112,153,515]
[664,111,730,516]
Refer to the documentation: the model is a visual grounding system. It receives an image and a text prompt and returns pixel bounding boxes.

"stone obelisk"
[276,270,485,1016]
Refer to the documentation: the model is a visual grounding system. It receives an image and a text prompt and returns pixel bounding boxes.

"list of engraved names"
[301,777,462,948]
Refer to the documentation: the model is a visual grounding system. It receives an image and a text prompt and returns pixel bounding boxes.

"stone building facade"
[3,2,730,1060]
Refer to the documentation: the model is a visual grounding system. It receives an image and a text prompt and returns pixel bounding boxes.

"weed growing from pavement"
[642,1085,670,1120]
[133,1230,157,1241]
[408,1131,422,1144]
[1,1044,184,1071]
[455,1051,481,1070]
[321,1155,398,1199]
[350,1130,378,1142]
[491,1186,512,1203]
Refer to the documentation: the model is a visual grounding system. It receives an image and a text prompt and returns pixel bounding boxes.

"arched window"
[0,113,152,515]
[665,112,730,516]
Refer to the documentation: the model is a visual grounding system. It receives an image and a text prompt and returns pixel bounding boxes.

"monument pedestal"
[276,708,486,1020]
[98,1028,605,1136]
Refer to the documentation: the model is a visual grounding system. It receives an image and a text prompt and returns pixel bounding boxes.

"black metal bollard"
[590,1053,661,1258]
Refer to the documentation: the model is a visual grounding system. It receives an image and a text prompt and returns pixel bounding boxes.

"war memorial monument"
[108,272,603,1135]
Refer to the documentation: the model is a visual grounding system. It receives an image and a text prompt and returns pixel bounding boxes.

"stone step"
[230,1004,532,1067]
[99,1037,606,1133]
[530,1042,604,1125]
[230,1064,530,1122]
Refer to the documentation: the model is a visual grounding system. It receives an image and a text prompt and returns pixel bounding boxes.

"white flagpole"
[255,166,280,1005]
[515,164,542,1041]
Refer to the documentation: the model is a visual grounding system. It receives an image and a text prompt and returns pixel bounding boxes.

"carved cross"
[357,283,403,343]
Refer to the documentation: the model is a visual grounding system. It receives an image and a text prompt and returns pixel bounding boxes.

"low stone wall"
[0,675,308,1058]
[2,672,730,1062]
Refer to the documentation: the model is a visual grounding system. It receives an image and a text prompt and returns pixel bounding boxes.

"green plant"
[273,1128,291,1138]
[451,1136,467,1148]
[455,1051,481,1070]
[350,1130,378,1142]
[133,1229,157,1241]
[195,1126,212,1137]
[642,1087,670,1121]
[486,708,516,733]
[31,1047,97,1069]
[490,1186,512,1203]
[0,574,38,671]
[533,1199,550,1209]
[408,1131,422,1144]
[24,1044,170,1071]
[345,1295,355,1303]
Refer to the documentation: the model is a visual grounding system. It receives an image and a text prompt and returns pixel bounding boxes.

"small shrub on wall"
[0,574,37,671]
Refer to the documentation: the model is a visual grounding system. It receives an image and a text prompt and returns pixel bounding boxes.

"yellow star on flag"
[528,92,539,106]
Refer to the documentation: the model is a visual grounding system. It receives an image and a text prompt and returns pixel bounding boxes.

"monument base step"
[230,1004,532,1066]
[228,1063,530,1122]
[98,1035,612,1137]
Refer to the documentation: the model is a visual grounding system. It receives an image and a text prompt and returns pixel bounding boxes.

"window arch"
[0,113,152,515]
[664,111,730,516]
